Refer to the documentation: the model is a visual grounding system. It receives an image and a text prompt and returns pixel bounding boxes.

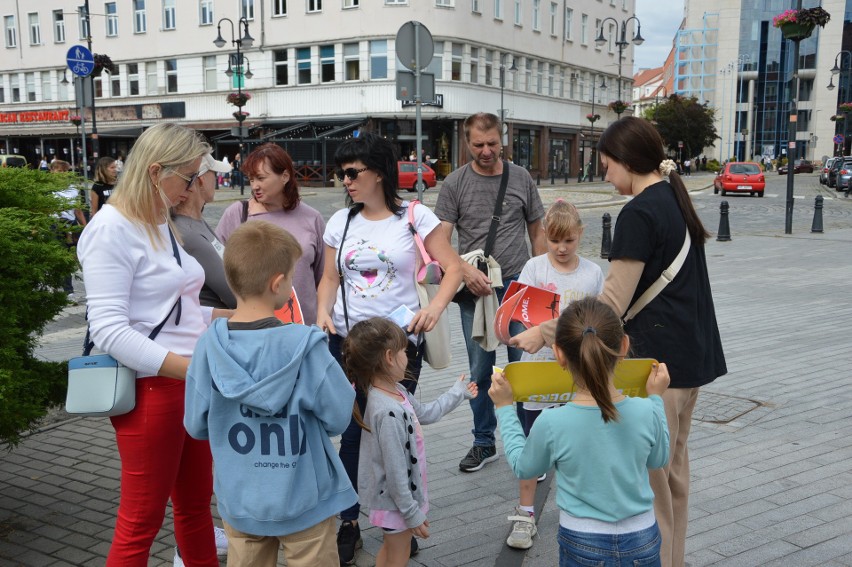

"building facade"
[0,0,641,182]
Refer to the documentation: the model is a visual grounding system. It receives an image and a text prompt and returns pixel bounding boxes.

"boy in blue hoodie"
[185,220,357,567]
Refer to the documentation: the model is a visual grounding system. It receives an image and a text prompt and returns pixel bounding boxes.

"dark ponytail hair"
[554,297,625,423]
[342,317,410,431]
[597,116,710,244]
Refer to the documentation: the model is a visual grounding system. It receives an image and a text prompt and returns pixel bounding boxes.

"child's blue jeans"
[558,522,661,567]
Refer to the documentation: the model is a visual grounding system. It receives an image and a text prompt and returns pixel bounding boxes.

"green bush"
[706,159,722,173]
[0,168,80,448]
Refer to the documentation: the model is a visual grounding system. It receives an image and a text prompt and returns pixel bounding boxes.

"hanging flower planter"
[838,102,852,114]
[608,100,630,114]
[226,91,252,107]
[233,111,250,122]
[92,53,118,76]
[69,115,82,126]
[586,113,601,123]
[773,7,829,41]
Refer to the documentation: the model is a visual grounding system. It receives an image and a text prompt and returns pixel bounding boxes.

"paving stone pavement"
[3,180,852,566]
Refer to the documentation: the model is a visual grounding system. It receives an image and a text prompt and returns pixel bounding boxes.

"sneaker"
[506,507,537,550]
[410,535,419,557]
[214,525,228,556]
[173,547,184,567]
[459,445,498,472]
[337,520,362,565]
[537,472,547,483]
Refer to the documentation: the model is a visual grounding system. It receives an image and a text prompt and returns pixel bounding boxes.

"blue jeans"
[328,332,424,522]
[457,276,523,447]
[558,523,662,567]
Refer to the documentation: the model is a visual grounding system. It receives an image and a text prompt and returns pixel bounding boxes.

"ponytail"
[667,170,710,244]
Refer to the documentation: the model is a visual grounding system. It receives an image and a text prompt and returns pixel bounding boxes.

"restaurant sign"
[0,109,71,124]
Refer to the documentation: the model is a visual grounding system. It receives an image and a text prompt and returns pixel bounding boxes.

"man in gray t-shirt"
[434,112,546,473]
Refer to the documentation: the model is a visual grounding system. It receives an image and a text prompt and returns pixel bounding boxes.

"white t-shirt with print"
[517,254,604,409]
[323,201,440,337]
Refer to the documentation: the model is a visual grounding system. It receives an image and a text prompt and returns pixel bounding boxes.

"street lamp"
[499,54,517,146]
[586,76,607,181]
[213,17,254,195]
[828,50,852,156]
[595,16,643,116]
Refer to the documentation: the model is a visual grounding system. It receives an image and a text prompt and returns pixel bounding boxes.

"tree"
[0,167,79,448]
[648,95,718,160]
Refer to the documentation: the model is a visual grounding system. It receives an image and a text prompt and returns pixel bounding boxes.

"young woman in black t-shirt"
[90,156,118,216]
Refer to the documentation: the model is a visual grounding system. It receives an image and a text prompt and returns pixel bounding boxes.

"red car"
[713,162,765,197]
[398,161,437,192]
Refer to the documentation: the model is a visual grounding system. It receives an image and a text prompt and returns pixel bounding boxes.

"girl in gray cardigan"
[343,318,477,567]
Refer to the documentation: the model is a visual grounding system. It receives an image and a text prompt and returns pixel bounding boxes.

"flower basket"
[226,92,252,107]
[92,53,118,76]
[608,100,630,114]
[780,22,815,40]
[773,7,829,40]
[69,115,81,126]
[839,102,852,114]
[586,113,601,123]
[233,111,250,122]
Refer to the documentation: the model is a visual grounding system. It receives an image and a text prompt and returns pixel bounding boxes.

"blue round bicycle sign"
[67,45,95,77]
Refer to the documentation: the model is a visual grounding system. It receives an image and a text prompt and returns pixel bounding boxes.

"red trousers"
[106,377,218,567]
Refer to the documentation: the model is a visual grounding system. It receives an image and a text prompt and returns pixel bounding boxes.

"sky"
[633,0,686,73]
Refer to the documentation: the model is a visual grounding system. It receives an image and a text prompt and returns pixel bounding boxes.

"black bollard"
[811,195,824,233]
[551,172,555,185]
[600,213,612,259]
[717,201,732,242]
[566,171,571,184]
[537,173,541,185]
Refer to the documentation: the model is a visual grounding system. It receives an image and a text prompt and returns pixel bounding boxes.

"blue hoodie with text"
[185,318,357,536]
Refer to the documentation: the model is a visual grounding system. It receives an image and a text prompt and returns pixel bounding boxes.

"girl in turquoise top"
[490,297,671,567]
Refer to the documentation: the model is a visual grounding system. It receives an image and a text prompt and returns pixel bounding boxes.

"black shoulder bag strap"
[82,227,183,356]
[240,199,249,223]
[483,160,511,260]
[336,207,359,332]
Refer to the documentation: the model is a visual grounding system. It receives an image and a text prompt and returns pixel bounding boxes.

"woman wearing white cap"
[172,154,237,309]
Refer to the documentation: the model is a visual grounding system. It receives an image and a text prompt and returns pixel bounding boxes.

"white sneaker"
[173,547,184,567]
[537,472,547,482]
[214,525,228,556]
[506,507,537,549]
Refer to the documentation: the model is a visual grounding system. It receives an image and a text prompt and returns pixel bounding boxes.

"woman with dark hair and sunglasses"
[316,132,462,564]
[215,143,325,325]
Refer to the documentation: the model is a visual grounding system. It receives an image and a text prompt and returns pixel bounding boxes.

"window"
[25,73,36,102]
[78,5,89,40]
[165,59,178,92]
[369,40,387,79]
[559,68,565,97]
[344,42,359,80]
[595,18,603,49]
[514,0,522,25]
[242,0,255,19]
[272,0,287,16]
[320,44,334,82]
[111,73,121,96]
[4,15,16,48]
[343,0,359,7]
[53,10,65,43]
[524,59,531,91]
[472,0,480,12]
[42,72,53,101]
[203,55,217,90]
[0,85,4,103]
[549,2,557,36]
[28,13,40,45]
[564,7,573,40]
[547,66,554,95]
[307,0,322,12]
[134,0,147,33]
[297,47,311,84]
[470,47,479,83]
[163,0,176,30]
[485,49,493,85]
[385,0,408,4]
[494,0,502,19]
[436,0,454,6]
[105,3,118,37]
[451,43,462,80]
[536,62,543,94]
[274,49,289,85]
[425,40,442,80]
[10,74,20,102]
[94,76,103,98]
[200,0,214,24]
[146,61,158,94]
[532,0,540,31]
[581,14,587,44]
[607,22,615,53]
[128,62,140,95]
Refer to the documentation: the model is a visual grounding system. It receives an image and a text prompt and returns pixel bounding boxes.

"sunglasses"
[168,168,201,191]
[335,166,369,182]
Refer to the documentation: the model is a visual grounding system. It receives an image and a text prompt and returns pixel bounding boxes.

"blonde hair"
[109,123,210,248]
[94,157,116,184]
[49,160,71,173]
[223,221,302,299]
[544,199,582,241]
